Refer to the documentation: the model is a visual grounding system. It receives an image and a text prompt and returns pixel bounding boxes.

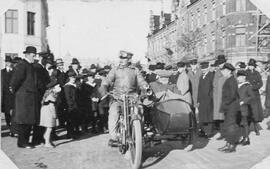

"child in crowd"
[237,70,254,145]
[40,80,61,148]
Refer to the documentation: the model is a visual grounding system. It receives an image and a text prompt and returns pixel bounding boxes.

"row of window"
[184,0,247,31]
[5,9,35,35]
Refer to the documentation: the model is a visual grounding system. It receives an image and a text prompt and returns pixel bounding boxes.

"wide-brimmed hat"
[177,61,186,68]
[90,64,97,69]
[119,50,133,59]
[155,63,165,70]
[67,70,77,77]
[12,57,22,63]
[190,59,198,65]
[71,58,80,65]
[148,64,156,71]
[237,70,247,77]
[216,54,227,65]
[222,63,235,71]
[200,62,209,69]
[23,46,37,54]
[5,56,13,63]
[238,62,246,69]
[248,58,257,67]
[55,58,64,66]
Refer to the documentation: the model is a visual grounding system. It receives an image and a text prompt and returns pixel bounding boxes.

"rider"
[100,50,149,146]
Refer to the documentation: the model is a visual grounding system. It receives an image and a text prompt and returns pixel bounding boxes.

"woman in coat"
[219,63,240,153]
[246,59,264,135]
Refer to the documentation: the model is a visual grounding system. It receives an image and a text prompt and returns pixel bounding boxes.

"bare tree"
[177,28,204,59]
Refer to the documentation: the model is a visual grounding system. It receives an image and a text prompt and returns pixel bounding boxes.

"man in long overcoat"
[10,46,38,148]
[246,59,264,135]
[213,56,228,127]
[1,56,15,134]
[187,59,202,109]
[197,62,214,137]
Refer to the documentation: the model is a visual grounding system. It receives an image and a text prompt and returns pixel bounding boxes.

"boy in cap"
[237,70,254,146]
[246,59,263,135]
[197,62,215,138]
[64,70,80,139]
[219,63,240,153]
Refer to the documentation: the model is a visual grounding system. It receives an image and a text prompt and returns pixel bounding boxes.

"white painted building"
[0,0,49,60]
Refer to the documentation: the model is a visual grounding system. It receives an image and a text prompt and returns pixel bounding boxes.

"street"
[2,118,270,169]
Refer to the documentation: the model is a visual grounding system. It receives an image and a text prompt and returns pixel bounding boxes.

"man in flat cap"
[219,63,240,153]
[100,50,149,146]
[10,46,38,148]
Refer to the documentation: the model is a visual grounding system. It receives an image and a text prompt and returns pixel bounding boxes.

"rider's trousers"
[108,101,120,140]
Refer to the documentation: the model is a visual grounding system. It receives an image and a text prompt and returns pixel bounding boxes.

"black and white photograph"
[0,0,270,169]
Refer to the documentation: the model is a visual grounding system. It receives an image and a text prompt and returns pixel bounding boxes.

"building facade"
[0,0,49,60]
[147,0,270,64]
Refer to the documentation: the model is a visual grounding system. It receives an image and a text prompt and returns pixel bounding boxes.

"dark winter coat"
[238,82,254,116]
[197,71,214,123]
[220,75,241,144]
[187,68,202,107]
[1,68,14,112]
[246,69,264,122]
[64,83,78,112]
[10,59,38,125]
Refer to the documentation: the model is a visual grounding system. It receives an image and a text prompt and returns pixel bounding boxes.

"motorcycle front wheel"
[129,120,142,169]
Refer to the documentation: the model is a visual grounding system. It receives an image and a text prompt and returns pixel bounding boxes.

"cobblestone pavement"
[1,118,270,169]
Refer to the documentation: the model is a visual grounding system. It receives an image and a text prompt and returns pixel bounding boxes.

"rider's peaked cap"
[119,50,133,59]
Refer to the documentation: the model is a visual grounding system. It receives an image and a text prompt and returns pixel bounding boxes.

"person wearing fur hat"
[246,58,264,135]
[236,70,254,146]
[219,63,240,153]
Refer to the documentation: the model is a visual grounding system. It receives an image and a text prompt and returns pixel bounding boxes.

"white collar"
[24,57,32,63]
[238,82,249,88]
[65,82,76,88]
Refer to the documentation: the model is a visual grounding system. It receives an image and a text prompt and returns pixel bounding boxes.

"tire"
[129,120,142,169]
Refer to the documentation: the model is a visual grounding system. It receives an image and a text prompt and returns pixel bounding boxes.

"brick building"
[147,0,270,64]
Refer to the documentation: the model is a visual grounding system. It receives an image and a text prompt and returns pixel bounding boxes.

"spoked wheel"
[129,120,142,169]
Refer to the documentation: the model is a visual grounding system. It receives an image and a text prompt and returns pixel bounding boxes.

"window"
[222,31,226,48]
[5,53,18,59]
[236,28,246,47]
[191,14,194,31]
[204,7,208,25]
[197,10,201,27]
[5,10,18,33]
[27,12,35,35]
[212,34,215,51]
[212,3,216,21]
[236,0,246,12]
[204,37,208,54]
[222,0,226,15]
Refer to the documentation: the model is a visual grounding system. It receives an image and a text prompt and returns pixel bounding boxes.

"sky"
[47,0,172,67]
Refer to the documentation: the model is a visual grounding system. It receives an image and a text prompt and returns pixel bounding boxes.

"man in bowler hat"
[10,46,38,148]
